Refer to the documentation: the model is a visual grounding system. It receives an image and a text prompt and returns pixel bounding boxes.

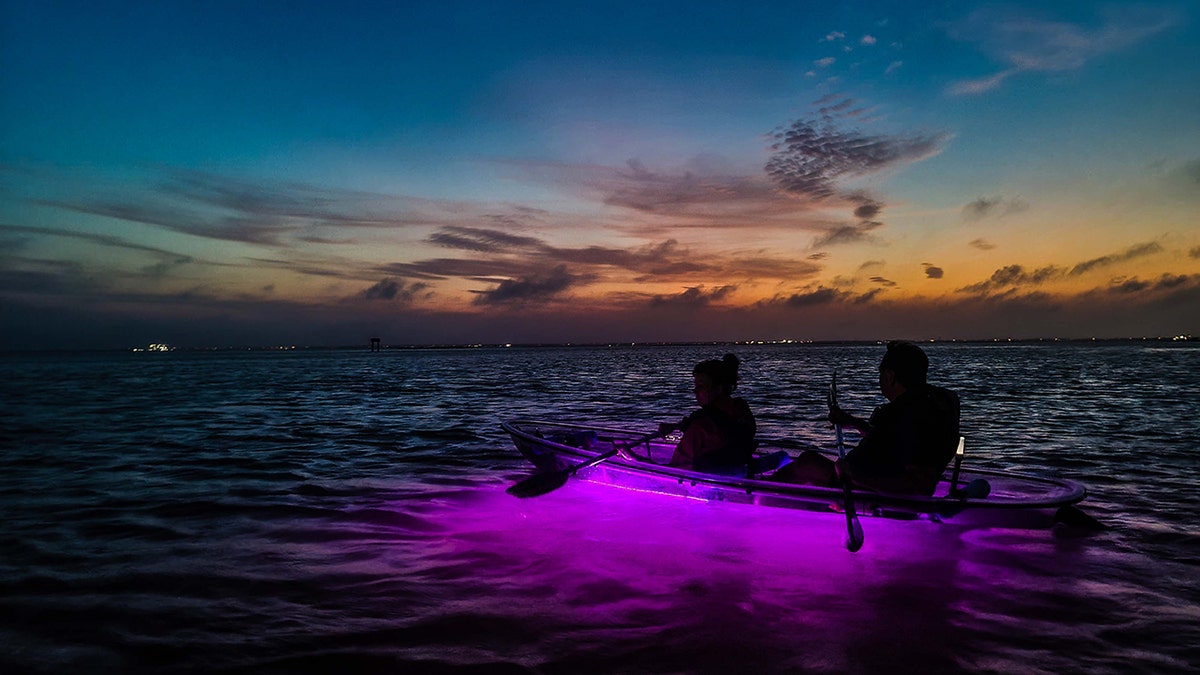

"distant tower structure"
[370,337,381,352]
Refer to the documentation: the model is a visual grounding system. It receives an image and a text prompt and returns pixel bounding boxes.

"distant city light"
[132,343,174,352]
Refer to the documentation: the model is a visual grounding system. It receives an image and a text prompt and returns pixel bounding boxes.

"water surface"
[1,343,1196,673]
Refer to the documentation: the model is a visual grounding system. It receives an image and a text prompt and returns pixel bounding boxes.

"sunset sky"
[2,1,1198,349]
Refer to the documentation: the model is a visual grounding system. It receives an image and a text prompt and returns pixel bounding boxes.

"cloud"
[956,241,1168,296]
[0,223,196,260]
[851,196,884,220]
[361,278,430,302]
[429,226,543,253]
[885,61,903,75]
[853,288,886,304]
[511,158,825,229]
[860,35,877,46]
[814,57,837,68]
[781,286,844,307]
[1154,273,1193,290]
[946,70,1015,96]
[470,265,587,306]
[649,285,737,308]
[1162,158,1200,200]
[870,276,897,287]
[1069,242,1161,276]
[923,264,944,279]
[766,118,950,201]
[947,6,1178,96]
[1190,246,1200,260]
[0,265,87,296]
[811,220,884,248]
[546,238,691,273]
[379,257,539,282]
[818,98,858,117]
[822,31,846,42]
[705,254,822,282]
[382,221,823,305]
[425,227,700,276]
[957,264,1065,294]
[961,196,1029,221]
[1108,274,1193,295]
[760,284,884,308]
[969,238,996,251]
[42,171,455,246]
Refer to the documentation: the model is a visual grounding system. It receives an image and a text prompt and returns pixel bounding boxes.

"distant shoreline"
[1,335,1193,355]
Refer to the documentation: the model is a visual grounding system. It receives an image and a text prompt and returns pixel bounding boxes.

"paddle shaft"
[569,447,622,474]
[831,373,865,552]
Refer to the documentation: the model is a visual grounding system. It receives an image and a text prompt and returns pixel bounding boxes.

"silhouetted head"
[692,354,741,405]
[879,341,928,394]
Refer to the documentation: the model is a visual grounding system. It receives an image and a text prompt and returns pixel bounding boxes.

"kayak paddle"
[506,431,659,498]
[830,372,865,552]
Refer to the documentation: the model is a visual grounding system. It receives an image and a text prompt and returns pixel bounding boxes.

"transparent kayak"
[502,418,1089,525]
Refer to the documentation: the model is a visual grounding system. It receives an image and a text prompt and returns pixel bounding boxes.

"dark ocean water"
[1,343,1197,674]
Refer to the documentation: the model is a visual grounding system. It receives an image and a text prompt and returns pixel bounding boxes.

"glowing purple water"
[1,344,1196,673]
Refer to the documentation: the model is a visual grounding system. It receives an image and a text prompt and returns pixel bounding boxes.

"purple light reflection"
[379,478,1063,671]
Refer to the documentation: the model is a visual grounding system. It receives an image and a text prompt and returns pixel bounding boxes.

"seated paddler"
[773,341,960,495]
[660,354,757,476]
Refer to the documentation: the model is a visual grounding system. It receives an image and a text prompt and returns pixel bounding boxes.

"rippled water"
[1,343,1197,674]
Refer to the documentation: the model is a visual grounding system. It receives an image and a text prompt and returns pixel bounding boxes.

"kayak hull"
[503,419,1088,525]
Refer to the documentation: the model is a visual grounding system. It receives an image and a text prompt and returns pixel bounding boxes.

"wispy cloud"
[947,6,1178,95]
[780,286,845,307]
[969,238,996,251]
[649,285,736,308]
[1107,273,1193,295]
[1070,242,1161,276]
[962,196,1029,221]
[470,265,590,306]
[758,284,884,308]
[923,263,944,279]
[1161,158,1200,200]
[957,264,1066,294]
[387,223,823,303]
[42,170,457,246]
[360,278,431,302]
[379,257,539,282]
[428,225,543,253]
[508,158,825,229]
[960,241,1168,295]
[766,118,950,201]
[0,223,195,260]
[810,221,884,248]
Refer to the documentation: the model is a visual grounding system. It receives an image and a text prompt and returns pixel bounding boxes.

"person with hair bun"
[659,354,757,475]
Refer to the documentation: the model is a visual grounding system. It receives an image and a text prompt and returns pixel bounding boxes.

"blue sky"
[2,1,1198,349]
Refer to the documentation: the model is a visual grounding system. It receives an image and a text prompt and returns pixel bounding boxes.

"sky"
[2,1,1198,349]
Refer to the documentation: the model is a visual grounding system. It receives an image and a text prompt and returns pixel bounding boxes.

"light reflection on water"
[1,343,1197,673]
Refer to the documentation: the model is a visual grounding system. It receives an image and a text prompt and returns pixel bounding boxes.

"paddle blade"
[961,478,991,499]
[506,469,569,498]
[845,515,864,552]
[1054,505,1107,530]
